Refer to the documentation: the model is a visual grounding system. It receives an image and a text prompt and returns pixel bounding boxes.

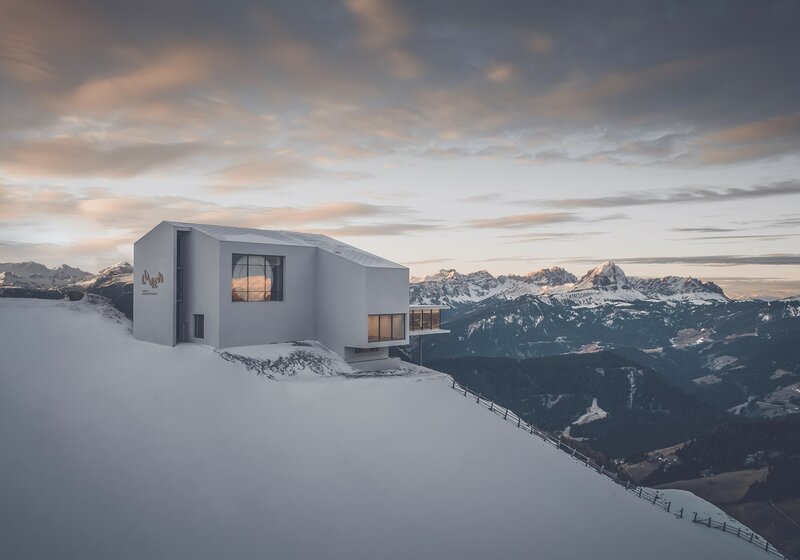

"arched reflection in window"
[232,254,284,302]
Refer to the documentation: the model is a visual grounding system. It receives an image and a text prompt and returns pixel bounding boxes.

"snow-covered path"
[0,299,763,559]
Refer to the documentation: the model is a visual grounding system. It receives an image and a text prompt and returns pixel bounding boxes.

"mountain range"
[413,263,799,420]
[0,261,92,289]
[411,261,728,307]
[0,261,134,317]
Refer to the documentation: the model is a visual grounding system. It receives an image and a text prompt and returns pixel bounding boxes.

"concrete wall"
[217,241,318,349]
[182,231,221,347]
[365,266,411,345]
[133,222,176,345]
[316,250,367,355]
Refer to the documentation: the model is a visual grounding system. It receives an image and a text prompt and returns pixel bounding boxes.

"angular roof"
[166,222,405,269]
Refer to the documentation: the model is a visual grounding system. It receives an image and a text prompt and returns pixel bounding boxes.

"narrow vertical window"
[368,315,380,342]
[392,313,405,340]
[194,314,204,339]
[379,315,392,341]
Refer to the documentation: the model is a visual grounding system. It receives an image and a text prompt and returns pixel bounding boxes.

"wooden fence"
[693,513,788,558]
[448,378,789,559]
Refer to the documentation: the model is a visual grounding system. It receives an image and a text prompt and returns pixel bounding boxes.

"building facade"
[133,222,446,368]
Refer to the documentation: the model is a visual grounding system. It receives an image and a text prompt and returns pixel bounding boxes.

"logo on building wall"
[141,270,164,290]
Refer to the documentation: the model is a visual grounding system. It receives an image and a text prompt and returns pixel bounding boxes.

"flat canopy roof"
[409,304,450,310]
[166,222,406,269]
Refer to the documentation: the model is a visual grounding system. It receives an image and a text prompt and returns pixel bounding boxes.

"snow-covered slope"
[411,262,728,307]
[69,261,133,290]
[0,298,764,559]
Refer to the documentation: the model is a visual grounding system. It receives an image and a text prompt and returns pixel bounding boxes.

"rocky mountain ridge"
[0,261,92,289]
[411,262,729,307]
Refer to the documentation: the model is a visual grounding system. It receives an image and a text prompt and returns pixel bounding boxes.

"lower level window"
[368,313,405,342]
[194,314,204,339]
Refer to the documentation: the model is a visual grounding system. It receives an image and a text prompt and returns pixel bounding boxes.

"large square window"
[232,254,284,302]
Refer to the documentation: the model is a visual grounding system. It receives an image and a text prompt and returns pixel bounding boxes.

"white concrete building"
[133,222,447,368]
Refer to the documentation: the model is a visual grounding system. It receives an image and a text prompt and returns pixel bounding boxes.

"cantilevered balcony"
[409,305,450,336]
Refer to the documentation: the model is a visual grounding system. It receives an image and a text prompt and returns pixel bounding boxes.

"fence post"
[678,507,683,519]
[722,522,726,532]
[504,408,508,419]
[693,512,697,522]
[625,481,630,490]
[707,518,711,528]
[464,387,467,396]
[476,392,480,403]
[653,494,658,505]
[749,532,754,543]
[517,416,521,427]
[765,541,769,551]
[490,401,494,411]
[737,527,740,537]
[667,501,671,513]
[557,437,562,450]
[452,379,455,389]
[638,487,643,498]
[530,424,533,434]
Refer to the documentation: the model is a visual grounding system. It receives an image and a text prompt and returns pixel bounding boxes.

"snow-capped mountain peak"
[575,262,631,291]
[410,262,728,307]
[521,266,578,286]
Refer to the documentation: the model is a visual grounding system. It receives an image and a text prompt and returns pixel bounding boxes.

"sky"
[1,0,799,298]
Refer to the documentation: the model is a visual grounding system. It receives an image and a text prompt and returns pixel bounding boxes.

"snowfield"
[0,298,765,559]
[573,397,609,425]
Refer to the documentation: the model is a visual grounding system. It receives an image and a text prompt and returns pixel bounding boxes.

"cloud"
[505,231,605,244]
[311,222,439,237]
[485,62,517,83]
[546,180,800,209]
[694,113,800,164]
[572,254,800,266]
[1,138,213,178]
[0,28,51,83]
[677,234,800,242]
[672,227,736,233]
[402,257,452,265]
[1,183,443,267]
[469,212,577,229]
[60,45,232,114]
[208,157,369,190]
[343,0,421,80]
[528,56,716,119]
[343,0,408,48]
[525,32,553,55]
[460,193,503,203]
[706,113,800,145]
[0,185,402,231]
